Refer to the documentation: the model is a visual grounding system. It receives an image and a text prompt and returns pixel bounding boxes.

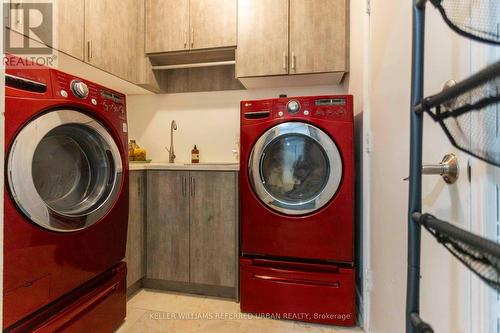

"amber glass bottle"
[191,145,200,164]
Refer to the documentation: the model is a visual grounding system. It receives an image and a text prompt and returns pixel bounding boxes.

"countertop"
[128,162,239,171]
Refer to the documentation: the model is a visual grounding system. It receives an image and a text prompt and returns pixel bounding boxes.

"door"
[125,171,146,288]
[189,171,237,287]
[415,10,473,333]
[145,0,189,53]
[85,0,138,82]
[7,110,123,232]
[189,0,237,50]
[469,21,500,333]
[146,171,190,282]
[289,0,347,74]
[236,0,289,77]
[248,122,342,215]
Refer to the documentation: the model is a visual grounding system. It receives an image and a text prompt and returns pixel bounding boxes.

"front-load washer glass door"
[8,109,123,232]
[249,122,342,215]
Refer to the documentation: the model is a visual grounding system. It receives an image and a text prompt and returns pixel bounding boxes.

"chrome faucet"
[166,120,177,163]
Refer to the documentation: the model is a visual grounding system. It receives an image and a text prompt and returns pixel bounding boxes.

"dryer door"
[249,122,342,215]
[7,109,123,232]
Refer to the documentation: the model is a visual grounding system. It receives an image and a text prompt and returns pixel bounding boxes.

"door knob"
[422,153,459,184]
[403,153,459,184]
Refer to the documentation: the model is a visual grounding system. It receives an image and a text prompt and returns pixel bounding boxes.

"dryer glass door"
[249,122,342,215]
[8,110,123,232]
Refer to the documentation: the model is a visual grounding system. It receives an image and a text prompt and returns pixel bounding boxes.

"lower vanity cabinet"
[125,171,146,290]
[145,170,238,298]
[189,171,237,288]
[146,171,190,282]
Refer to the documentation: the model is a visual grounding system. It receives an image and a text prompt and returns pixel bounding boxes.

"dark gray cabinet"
[125,171,146,289]
[146,171,190,282]
[189,171,237,287]
[145,170,238,295]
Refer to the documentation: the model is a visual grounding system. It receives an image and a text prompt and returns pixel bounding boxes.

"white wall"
[127,85,348,163]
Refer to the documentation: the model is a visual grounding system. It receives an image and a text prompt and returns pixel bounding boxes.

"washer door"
[249,122,342,215]
[8,109,123,232]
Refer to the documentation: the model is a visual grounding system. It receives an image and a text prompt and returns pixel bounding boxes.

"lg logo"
[5,1,53,55]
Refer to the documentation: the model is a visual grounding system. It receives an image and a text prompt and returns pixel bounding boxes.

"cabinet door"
[85,0,138,82]
[289,0,347,74]
[189,172,237,287]
[146,171,190,282]
[57,0,84,60]
[125,171,146,288]
[145,0,189,53]
[236,0,289,78]
[5,0,84,60]
[189,0,237,50]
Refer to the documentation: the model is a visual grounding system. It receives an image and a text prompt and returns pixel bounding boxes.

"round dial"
[287,100,301,114]
[70,80,89,99]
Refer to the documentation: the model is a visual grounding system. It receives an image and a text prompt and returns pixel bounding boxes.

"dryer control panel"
[241,95,353,123]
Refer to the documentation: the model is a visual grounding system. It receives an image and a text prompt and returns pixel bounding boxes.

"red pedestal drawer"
[240,258,356,326]
[7,263,127,333]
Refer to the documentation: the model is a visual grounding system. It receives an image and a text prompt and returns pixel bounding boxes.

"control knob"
[287,100,301,114]
[70,80,89,99]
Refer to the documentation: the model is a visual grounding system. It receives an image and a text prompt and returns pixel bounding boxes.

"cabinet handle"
[182,176,187,197]
[291,51,296,71]
[191,28,194,48]
[87,40,93,60]
[283,52,288,71]
[184,29,187,48]
[190,177,195,197]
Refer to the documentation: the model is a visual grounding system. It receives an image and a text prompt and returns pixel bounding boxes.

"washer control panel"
[241,95,353,124]
[51,70,127,119]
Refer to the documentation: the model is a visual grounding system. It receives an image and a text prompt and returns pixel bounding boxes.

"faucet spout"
[168,120,177,163]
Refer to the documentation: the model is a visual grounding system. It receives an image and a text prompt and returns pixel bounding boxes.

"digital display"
[315,98,346,106]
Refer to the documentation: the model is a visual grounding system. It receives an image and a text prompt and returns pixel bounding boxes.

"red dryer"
[4,55,128,332]
[239,95,356,326]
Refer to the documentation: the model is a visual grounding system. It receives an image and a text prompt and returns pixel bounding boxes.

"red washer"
[3,55,129,330]
[239,95,355,326]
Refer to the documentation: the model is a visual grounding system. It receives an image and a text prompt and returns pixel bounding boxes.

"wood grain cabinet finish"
[145,170,238,292]
[236,0,289,77]
[125,171,146,288]
[189,172,237,287]
[145,0,190,53]
[5,0,85,60]
[236,0,348,78]
[146,171,190,283]
[189,0,237,50]
[85,0,138,82]
[146,0,236,54]
[289,0,348,74]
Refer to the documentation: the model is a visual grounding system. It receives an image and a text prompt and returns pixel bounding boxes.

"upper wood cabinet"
[289,0,348,74]
[236,0,348,80]
[5,0,85,60]
[236,0,289,77]
[146,0,237,54]
[85,0,138,82]
[189,0,237,50]
[146,0,190,54]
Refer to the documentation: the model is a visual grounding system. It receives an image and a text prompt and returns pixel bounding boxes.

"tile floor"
[117,289,364,333]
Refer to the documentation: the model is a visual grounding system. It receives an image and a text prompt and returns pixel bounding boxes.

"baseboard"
[127,279,144,298]
[142,279,236,300]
